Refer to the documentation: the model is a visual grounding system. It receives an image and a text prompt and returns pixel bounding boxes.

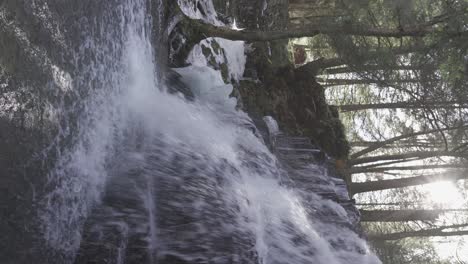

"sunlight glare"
[231,19,244,31]
[423,181,464,207]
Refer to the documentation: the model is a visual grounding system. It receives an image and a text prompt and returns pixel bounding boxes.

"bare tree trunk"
[350,164,468,174]
[350,125,468,159]
[356,202,420,206]
[350,141,436,148]
[369,224,468,241]
[352,142,438,149]
[318,78,421,87]
[324,65,421,75]
[297,44,437,75]
[337,101,463,111]
[352,158,427,170]
[350,172,467,195]
[360,209,467,222]
[175,7,467,42]
[295,57,346,75]
[350,151,466,166]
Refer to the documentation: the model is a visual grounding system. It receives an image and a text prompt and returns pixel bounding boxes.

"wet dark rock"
[238,65,350,159]
[0,1,165,262]
[75,141,259,264]
[164,69,195,100]
[270,132,365,240]
[0,117,52,264]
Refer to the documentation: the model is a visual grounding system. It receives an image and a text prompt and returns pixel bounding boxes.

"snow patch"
[177,0,224,26]
[173,65,237,111]
[187,38,246,82]
[263,116,280,136]
[216,38,246,82]
[177,1,246,82]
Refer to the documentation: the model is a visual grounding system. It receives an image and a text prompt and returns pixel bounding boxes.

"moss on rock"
[237,62,350,159]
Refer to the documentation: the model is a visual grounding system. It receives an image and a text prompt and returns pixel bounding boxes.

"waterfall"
[40,0,159,259]
[34,0,381,263]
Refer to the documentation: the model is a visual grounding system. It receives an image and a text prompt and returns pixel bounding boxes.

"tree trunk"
[369,224,468,241]
[324,65,421,75]
[350,172,467,195]
[350,125,468,159]
[352,142,437,149]
[360,209,466,222]
[297,45,437,75]
[350,151,466,166]
[176,8,468,42]
[295,57,346,75]
[350,141,436,148]
[350,164,468,174]
[318,78,421,87]
[356,202,420,206]
[351,158,426,170]
[337,101,464,112]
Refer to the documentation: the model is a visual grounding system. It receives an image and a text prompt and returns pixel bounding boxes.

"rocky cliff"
[0,1,364,263]
[170,0,349,159]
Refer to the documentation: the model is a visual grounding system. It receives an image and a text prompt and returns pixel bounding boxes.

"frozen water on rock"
[178,0,224,26]
[181,0,246,83]
[263,116,280,136]
[186,37,246,83]
[173,66,238,110]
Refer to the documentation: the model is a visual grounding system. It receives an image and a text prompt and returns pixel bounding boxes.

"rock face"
[205,0,349,159]
[168,0,349,159]
[238,66,349,159]
[1,0,358,263]
[75,142,260,264]
[1,1,73,262]
[270,133,362,235]
[0,1,167,262]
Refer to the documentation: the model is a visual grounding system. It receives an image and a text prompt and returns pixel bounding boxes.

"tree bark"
[360,209,466,222]
[350,172,467,195]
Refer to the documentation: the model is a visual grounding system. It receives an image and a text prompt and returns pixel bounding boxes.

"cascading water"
[40,0,159,260]
[34,0,381,263]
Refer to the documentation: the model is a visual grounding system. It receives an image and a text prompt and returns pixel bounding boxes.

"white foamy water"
[39,0,381,263]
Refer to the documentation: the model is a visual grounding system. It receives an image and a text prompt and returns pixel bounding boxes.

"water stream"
[37,0,381,263]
